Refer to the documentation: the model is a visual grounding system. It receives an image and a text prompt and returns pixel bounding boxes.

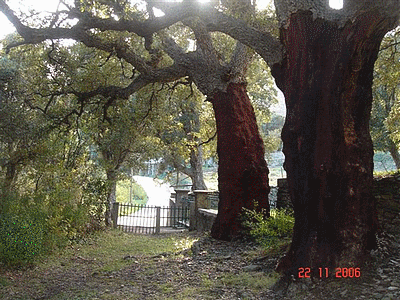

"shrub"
[242,208,294,248]
[0,214,45,265]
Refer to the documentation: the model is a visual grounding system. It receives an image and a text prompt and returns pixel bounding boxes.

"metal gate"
[111,203,190,234]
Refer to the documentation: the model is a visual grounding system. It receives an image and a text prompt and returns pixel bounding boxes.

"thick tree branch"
[196,7,284,67]
[0,0,193,39]
[72,64,187,102]
[74,4,195,37]
[182,18,219,64]
[151,1,284,67]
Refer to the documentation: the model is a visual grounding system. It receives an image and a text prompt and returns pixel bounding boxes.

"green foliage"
[242,208,294,249]
[372,27,400,156]
[0,191,47,265]
[0,213,45,265]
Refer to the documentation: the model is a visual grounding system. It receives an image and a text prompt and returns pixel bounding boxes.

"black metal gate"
[111,203,190,234]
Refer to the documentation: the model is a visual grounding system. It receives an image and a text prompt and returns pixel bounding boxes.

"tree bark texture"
[105,169,117,227]
[388,139,400,170]
[271,10,397,276]
[210,82,270,241]
[189,145,208,190]
[4,162,16,191]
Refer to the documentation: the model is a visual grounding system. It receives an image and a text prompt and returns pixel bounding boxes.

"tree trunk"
[210,82,270,241]
[105,169,118,227]
[3,160,17,192]
[189,145,208,190]
[388,139,400,170]
[271,10,396,276]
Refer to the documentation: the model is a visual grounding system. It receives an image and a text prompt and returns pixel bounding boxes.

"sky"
[0,0,344,39]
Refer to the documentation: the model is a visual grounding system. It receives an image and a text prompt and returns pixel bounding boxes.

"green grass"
[42,230,198,273]
[0,276,9,287]
[219,272,278,291]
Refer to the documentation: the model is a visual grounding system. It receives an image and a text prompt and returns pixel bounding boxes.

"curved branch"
[0,0,194,42]
[72,63,187,102]
[196,7,284,67]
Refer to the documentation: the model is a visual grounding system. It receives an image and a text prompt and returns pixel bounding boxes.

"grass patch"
[219,272,278,291]
[55,230,196,272]
[0,276,9,287]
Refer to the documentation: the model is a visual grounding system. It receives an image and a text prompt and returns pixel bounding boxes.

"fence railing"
[112,203,190,234]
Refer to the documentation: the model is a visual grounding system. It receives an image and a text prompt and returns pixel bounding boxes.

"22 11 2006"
[298,267,361,278]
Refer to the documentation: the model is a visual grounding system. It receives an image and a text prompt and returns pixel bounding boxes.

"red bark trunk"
[271,11,396,276]
[210,82,270,241]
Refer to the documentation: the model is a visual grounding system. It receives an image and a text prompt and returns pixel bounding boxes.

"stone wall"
[275,174,400,231]
[276,179,292,210]
[189,190,277,211]
[187,191,219,210]
[207,192,219,210]
[187,173,400,233]
[373,173,400,235]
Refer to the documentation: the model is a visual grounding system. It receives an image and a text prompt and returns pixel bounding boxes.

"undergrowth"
[242,207,294,251]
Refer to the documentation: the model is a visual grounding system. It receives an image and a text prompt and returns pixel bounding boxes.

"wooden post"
[111,202,119,229]
[155,206,161,234]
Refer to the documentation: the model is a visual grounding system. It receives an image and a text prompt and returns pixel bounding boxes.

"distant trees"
[372,27,400,169]
[156,84,211,190]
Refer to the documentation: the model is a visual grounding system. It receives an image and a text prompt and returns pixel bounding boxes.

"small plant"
[242,207,294,249]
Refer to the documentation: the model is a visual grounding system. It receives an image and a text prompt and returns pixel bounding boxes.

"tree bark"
[210,82,270,241]
[189,145,208,190]
[4,161,17,191]
[271,10,397,276]
[388,139,400,170]
[105,169,118,227]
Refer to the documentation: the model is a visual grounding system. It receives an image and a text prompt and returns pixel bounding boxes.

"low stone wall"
[276,179,292,210]
[373,173,400,235]
[187,191,219,210]
[196,209,218,232]
[189,190,277,211]
[188,173,400,233]
[275,174,400,227]
[207,192,219,210]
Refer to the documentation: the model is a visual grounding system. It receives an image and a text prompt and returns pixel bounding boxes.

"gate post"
[111,202,119,229]
[155,207,161,234]
[190,190,210,231]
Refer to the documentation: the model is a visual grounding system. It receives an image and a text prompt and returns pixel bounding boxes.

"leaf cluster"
[372,26,400,150]
[241,207,294,249]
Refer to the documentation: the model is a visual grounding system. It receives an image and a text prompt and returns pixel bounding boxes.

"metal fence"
[112,203,190,234]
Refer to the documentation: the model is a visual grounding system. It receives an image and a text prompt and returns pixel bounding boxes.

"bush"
[242,208,294,248]
[0,214,45,265]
